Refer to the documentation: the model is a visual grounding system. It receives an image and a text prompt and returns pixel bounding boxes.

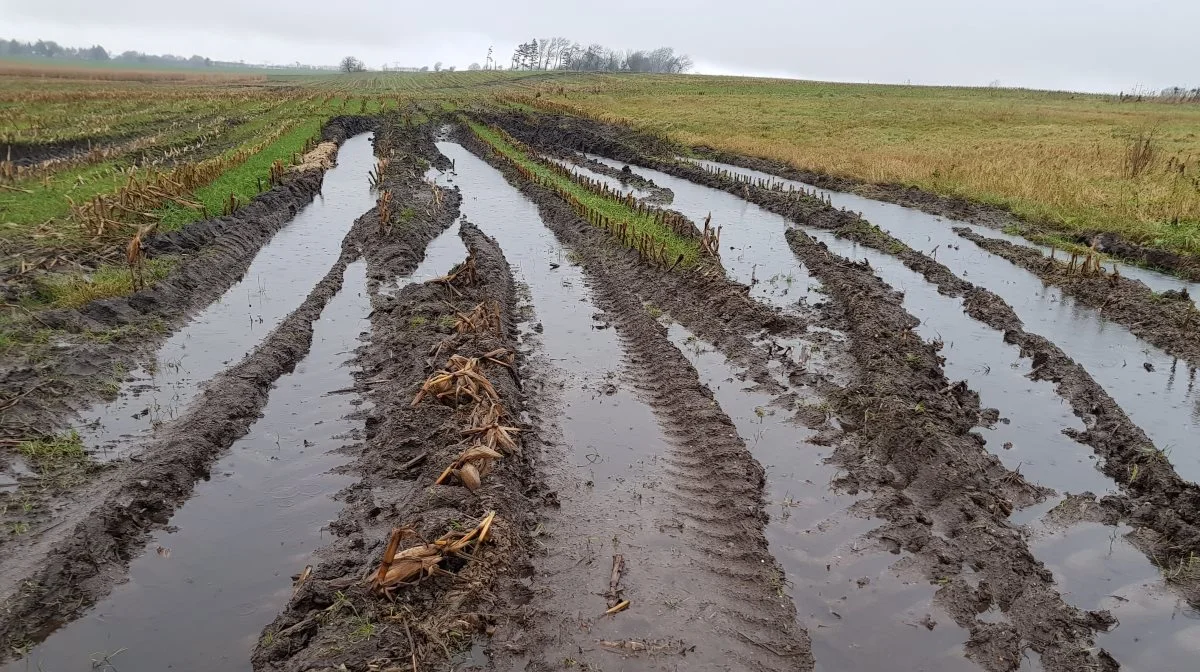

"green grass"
[33,256,176,308]
[156,118,326,230]
[17,430,86,472]
[469,122,701,267]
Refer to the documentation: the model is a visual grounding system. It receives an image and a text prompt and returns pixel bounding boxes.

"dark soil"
[253,222,536,671]
[954,227,1200,365]
[453,125,815,669]
[479,110,1134,670]
[783,230,1117,672]
[0,117,466,659]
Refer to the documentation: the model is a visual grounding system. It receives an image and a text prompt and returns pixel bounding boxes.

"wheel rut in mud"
[0,119,457,664]
[480,109,1200,670]
[434,136,812,670]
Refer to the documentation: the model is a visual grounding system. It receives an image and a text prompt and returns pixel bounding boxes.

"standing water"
[585,156,822,312]
[678,158,1200,486]
[78,134,377,460]
[433,139,804,668]
[7,262,371,672]
[653,157,1199,671]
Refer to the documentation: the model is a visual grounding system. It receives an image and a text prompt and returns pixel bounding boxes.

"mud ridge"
[253,222,537,671]
[453,124,814,669]
[954,227,1200,365]
[1,116,376,447]
[0,207,370,657]
[709,168,1200,602]
[456,119,828,393]
[783,229,1117,672]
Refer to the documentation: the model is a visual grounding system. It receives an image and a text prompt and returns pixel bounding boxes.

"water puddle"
[77,133,377,461]
[959,226,1200,310]
[7,261,371,672]
[1027,520,1200,671]
[687,159,1200,486]
[667,322,977,671]
[433,139,795,667]
[587,155,823,313]
[541,155,652,201]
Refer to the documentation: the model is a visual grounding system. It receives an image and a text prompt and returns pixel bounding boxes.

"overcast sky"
[3,0,1196,93]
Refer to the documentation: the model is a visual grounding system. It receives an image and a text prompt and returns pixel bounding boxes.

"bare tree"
[340,56,365,73]
[434,61,443,72]
[468,62,482,71]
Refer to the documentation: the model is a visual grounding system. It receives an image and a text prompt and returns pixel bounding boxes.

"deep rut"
[435,138,812,670]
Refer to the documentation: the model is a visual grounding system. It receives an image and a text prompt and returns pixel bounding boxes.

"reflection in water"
[684,158,1200,486]
[77,134,378,461]
[8,262,371,672]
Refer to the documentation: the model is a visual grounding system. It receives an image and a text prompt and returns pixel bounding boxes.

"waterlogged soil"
[462,112,1131,670]
[687,149,1200,281]
[6,261,370,672]
[73,132,378,460]
[661,153,1200,666]
[253,221,536,671]
[431,138,812,670]
[953,227,1200,366]
[665,323,984,671]
[0,119,457,662]
[593,159,825,314]
[12,107,1200,672]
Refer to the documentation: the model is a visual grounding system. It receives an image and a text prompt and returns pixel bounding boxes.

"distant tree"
[468,62,482,71]
[340,56,366,73]
[447,65,456,72]
[419,65,429,72]
[84,45,109,61]
[434,61,443,72]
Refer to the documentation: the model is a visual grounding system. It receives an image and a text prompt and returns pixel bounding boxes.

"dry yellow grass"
[524,75,1200,255]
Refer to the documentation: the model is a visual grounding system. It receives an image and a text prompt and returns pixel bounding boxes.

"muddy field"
[5,107,1200,672]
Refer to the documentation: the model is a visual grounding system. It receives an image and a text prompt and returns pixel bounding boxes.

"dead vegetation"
[369,511,498,595]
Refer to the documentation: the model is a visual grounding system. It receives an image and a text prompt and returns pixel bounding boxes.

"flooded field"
[6,109,1200,672]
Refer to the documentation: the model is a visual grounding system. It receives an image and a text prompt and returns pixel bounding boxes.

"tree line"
[0,38,218,68]
[500,39,692,73]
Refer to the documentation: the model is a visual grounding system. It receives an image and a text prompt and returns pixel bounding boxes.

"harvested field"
[5,69,1200,672]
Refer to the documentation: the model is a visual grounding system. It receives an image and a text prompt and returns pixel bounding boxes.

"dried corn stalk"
[370,512,498,594]
[431,250,477,296]
[411,354,501,407]
[455,300,502,336]
[464,398,521,454]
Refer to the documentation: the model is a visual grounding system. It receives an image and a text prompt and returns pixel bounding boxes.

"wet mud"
[253,222,536,671]
[435,136,812,669]
[632,149,1200,605]
[782,230,1116,672]
[954,227,1200,366]
[0,118,456,661]
[7,260,370,672]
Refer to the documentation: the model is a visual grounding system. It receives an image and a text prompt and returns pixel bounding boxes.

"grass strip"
[469,122,701,267]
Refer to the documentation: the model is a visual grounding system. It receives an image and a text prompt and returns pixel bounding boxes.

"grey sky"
[3,0,1196,93]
